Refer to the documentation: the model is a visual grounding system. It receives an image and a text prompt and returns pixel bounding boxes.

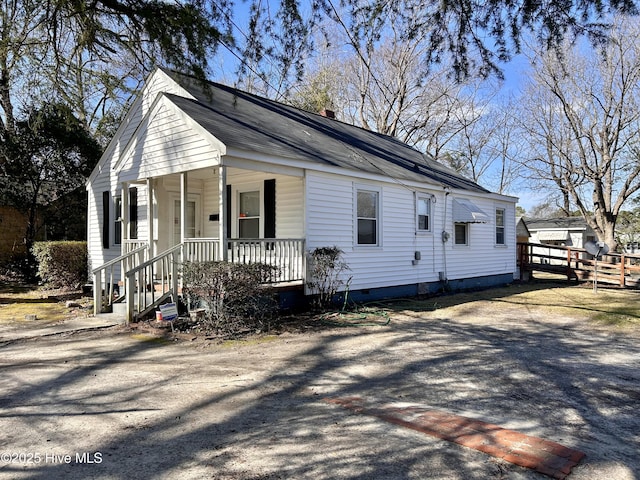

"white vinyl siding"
[445,198,516,280]
[87,69,193,276]
[307,171,445,291]
[116,101,220,182]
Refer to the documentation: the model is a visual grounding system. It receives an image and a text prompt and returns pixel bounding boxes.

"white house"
[526,217,596,248]
[87,68,518,321]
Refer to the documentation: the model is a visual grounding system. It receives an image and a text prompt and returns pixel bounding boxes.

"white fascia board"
[88,67,194,185]
[115,93,227,175]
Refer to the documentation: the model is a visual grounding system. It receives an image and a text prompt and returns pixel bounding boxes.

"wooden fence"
[518,242,640,287]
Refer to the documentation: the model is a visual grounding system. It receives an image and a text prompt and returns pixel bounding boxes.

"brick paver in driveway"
[327,397,586,479]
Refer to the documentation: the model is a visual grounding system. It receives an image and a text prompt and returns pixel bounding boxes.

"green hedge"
[32,241,88,289]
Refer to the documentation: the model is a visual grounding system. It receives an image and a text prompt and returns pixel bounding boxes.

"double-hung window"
[356,188,379,245]
[495,208,505,245]
[417,195,431,232]
[238,190,261,238]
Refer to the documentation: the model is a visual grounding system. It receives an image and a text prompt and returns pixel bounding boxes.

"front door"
[172,195,201,245]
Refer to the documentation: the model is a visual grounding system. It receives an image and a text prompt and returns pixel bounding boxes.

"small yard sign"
[159,302,178,322]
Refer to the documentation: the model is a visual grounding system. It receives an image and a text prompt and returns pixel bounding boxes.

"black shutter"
[226,184,232,238]
[264,179,276,238]
[102,191,110,249]
[129,187,138,239]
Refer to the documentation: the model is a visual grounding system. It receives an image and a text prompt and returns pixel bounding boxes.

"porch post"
[120,181,130,296]
[180,172,188,244]
[146,178,154,258]
[218,165,227,261]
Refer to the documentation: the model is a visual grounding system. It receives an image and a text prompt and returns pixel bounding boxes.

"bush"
[306,246,350,311]
[182,261,280,336]
[32,241,88,290]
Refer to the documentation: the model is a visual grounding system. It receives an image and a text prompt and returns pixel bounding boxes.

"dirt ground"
[1,283,639,480]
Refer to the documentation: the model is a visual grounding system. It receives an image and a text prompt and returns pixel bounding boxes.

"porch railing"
[184,238,221,262]
[123,239,147,254]
[228,238,306,282]
[125,244,182,323]
[92,244,148,315]
[117,238,305,322]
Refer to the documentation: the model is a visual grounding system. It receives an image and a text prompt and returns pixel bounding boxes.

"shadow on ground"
[1,289,639,479]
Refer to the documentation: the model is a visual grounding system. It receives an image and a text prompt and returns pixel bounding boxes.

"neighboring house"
[87,68,518,320]
[526,217,595,248]
[525,217,596,266]
[0,205,28,265]
[0,178,45,266]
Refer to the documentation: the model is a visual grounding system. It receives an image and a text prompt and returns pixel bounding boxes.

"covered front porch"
[93,163,306,322]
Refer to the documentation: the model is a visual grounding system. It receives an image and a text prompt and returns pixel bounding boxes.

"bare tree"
[516,18,640,250]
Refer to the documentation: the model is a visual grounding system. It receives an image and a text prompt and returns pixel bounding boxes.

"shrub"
[306,246,350,310]
[32,241,88,290]
[181,261,279,336]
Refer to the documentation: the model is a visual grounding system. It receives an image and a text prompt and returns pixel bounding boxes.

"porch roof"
[161,69,490,194]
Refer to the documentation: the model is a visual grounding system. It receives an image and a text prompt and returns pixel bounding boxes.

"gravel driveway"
[1,294,638,479]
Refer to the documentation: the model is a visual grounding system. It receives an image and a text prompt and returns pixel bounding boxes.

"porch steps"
[110,290,173,320]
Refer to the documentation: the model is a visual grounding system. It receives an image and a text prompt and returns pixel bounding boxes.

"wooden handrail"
[92,244,148,315]
[517,242,640,287]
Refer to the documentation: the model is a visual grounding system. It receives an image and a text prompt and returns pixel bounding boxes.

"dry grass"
[3,278,640,331]
[0,282,89,324]
[378,279,640,329]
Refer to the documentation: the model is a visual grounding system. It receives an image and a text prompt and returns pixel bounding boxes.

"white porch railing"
[114,238,305,323]
[92,244,148,315]
[184,238,221,262]
[123,239,147,254]
[228,238,306,283]
[125,244,182,323]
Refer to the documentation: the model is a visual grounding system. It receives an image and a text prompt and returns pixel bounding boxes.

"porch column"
[146,178,154,258]
[180,172,188,244]
[218,165,227,261]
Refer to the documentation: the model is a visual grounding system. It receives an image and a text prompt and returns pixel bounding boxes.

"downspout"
[441,187,451,284]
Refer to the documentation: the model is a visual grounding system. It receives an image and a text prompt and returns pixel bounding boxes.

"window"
[454,223,468,245]
[239,190,260,238]
[495,208,505,245]
[356,189,379,245]
[114,196,122,245]
[417,196,431,231]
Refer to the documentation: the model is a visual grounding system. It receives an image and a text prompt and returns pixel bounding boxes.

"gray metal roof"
[525,217,589,230]
[162,69,489,193]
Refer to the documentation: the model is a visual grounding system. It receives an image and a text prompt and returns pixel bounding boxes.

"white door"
[172,196,201,245]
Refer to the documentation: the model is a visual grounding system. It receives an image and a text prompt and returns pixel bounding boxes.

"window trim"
[495,207,506,246]
[354,185,382,247]
[454,222,469,246]
[416,194,432,233]
[114,195,122,245]
[233,183,263,239]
